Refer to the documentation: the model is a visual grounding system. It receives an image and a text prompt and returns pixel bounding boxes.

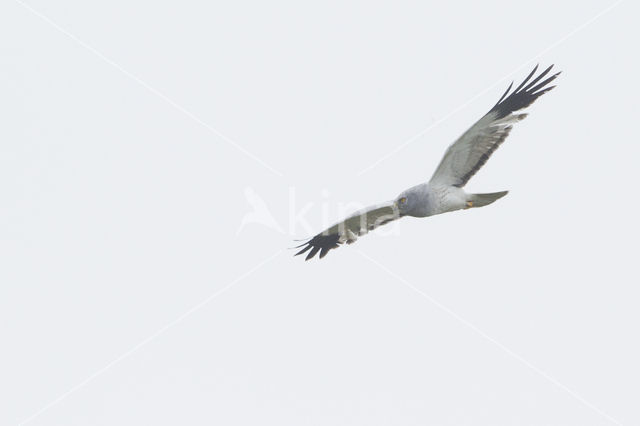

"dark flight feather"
[490,64,560,119]
[295,233,342,261]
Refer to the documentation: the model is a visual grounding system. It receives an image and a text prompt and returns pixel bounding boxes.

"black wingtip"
[489,64,560,119]
[292,239,311,249]
[293,233,341,261]
[305,246,321,261]
[294,244,313,256]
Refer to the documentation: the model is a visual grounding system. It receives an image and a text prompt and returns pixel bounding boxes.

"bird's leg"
[465,201,473,209]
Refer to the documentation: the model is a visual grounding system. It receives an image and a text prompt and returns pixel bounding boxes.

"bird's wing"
[294,201,401,260]
[429,64,560,188]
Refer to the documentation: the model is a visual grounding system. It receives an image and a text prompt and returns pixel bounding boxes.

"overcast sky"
[2,0,639,425]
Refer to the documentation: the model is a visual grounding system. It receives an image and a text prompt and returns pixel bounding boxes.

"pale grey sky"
[1,0,639,425]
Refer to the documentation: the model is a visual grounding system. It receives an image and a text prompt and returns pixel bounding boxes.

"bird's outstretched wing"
[294,202,401,260]
[429,64,560,188]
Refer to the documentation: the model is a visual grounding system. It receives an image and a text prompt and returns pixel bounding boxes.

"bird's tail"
[468,191,508,208]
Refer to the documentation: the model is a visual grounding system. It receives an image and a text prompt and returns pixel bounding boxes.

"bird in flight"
[295,64,560,260]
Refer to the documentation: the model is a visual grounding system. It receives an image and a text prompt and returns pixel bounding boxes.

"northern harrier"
[295,64,560,260]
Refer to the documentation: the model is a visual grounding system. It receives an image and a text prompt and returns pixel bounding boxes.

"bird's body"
[295,64,560,260]
[398,183,508,218]
[433,185,468,215]
[398,183,464,218]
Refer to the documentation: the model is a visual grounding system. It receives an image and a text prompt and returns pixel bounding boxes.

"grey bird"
[295,64,560,260]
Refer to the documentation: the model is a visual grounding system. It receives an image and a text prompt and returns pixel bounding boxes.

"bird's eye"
[399,197,407,204]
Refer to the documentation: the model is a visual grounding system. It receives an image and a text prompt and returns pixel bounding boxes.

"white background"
[1,1,639,425]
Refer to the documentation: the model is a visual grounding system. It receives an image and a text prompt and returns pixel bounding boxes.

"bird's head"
[394,188,419,217]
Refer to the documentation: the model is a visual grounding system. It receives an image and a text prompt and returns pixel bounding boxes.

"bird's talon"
[466,201,473,209]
